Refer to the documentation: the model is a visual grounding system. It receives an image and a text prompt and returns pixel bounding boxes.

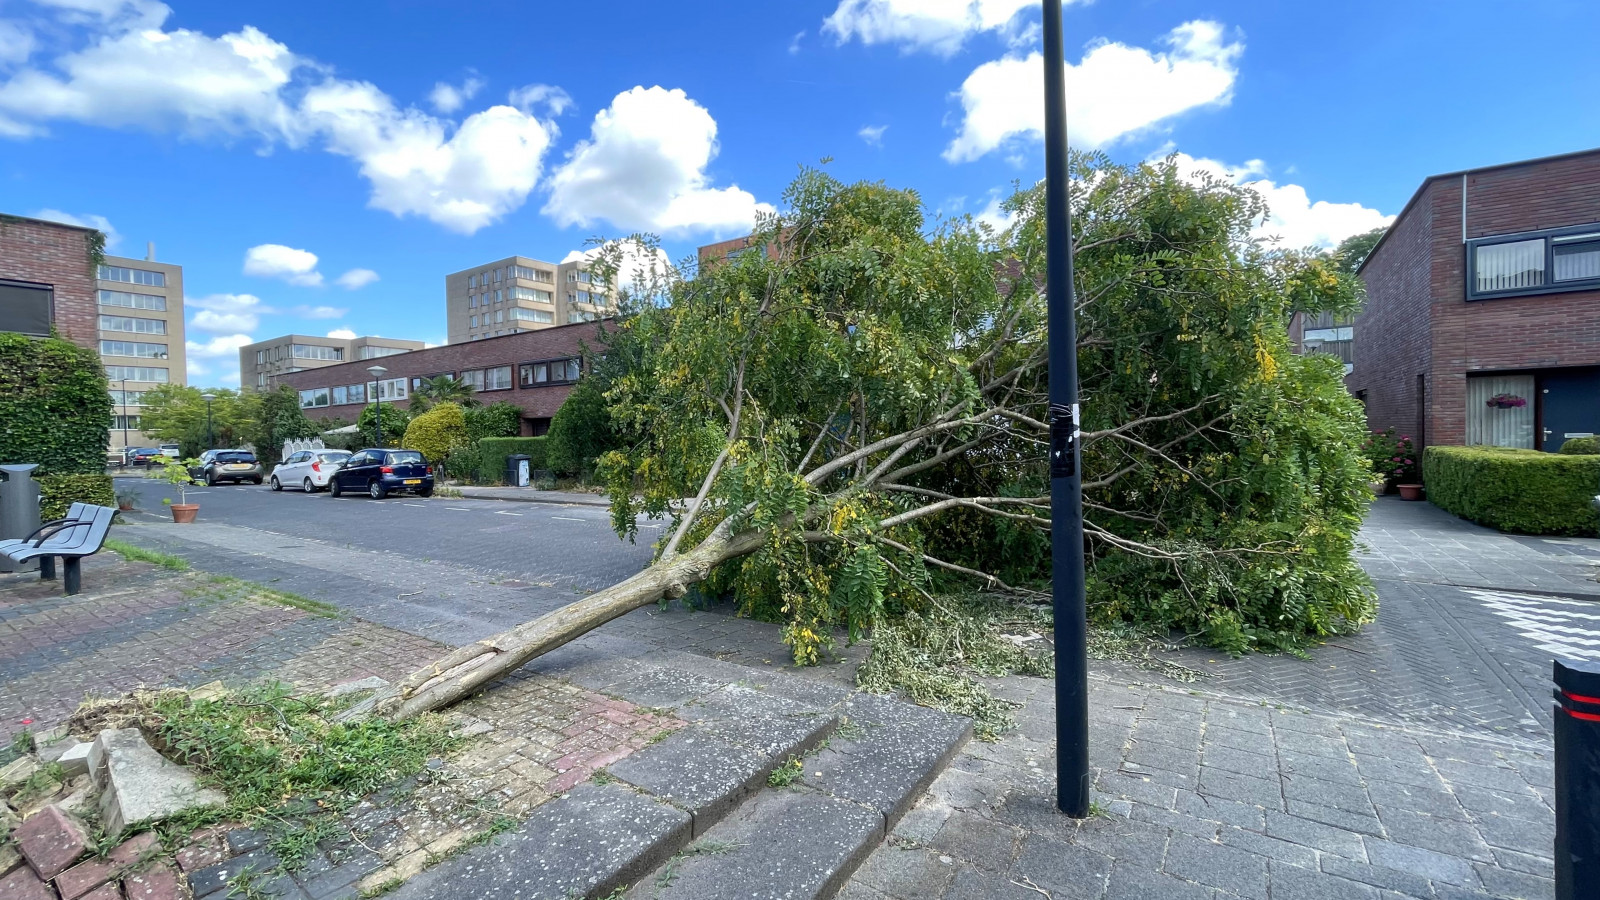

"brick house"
[277,320,613,436]
[1349,148,1600,452]
[0,215,100,351]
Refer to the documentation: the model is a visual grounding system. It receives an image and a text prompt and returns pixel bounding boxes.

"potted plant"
[1388,435,1423,500]
[160,457,201,523]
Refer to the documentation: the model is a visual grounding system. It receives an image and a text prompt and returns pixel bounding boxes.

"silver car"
[191,449,264,485]
[270,449,351,493]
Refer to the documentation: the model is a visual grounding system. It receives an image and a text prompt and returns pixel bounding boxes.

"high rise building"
[98,247,186,453]
[240,333,426,391]
[445,255,613,344]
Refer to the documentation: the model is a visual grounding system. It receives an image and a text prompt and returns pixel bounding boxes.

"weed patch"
[104,539,189,571]
[766,756,803,788]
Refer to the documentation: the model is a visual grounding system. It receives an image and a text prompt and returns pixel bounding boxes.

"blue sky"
[3,0,1599,386]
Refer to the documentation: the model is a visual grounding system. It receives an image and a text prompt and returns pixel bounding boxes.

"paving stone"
[325,676,388,699]
[849,846,955,898]
[799,703,969,828]
[1064,815,1168,863]
[1281,774,1373,815]
[0,866,54,900]
[91,728,225,836]
[1198,766,1284,809]
[927,811,1020,873]
[1162,832,1269,899]
[1284,798,1386,837]
[1268,860,1381,900]
[1318,855,1436,897]
[297,852,382,900]
[684,685,836,759]
[0,846,19,878]
[56,743,93,779]
[122,862,184,900]
[1174,791,1265,829]
[1217,825,1318,869]
[0,757,37,790]
[1475,811,1555,856]
[12,804,89,879]
[1012,833,1112,896]
[1102,860,1214,900]
[1199,743,1276,778]
[1262,809,1366,860]
[188,848,281,899]
[390,782,690,900]
[647,790,883,900]
[1363,837,1478,886]
[606,727,768,836]
[226,828,268,854]
[1491,847,1555,878]
[1366,781,1469,821]
[76,884,120,900]
[602,666,727,709]
[1126,802,1222,840]
[1473,861,1555,900]
[1375,807,1493,861]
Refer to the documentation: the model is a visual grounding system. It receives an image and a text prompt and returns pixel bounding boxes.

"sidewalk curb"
[449,489,611,508]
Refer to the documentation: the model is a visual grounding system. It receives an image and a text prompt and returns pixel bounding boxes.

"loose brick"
[122,862,182,900]
[12,805,89,880]
[0,866,55,900]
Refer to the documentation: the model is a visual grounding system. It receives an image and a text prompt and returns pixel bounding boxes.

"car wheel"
[205,471,216,486]
[417,487,434,498]
[303,477,316,493]
[368,481,387,500]
[270,476,282,492]
[330,479,343,497]
[252,477,263,485]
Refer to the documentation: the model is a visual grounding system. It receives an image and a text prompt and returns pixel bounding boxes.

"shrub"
[1361,428,1418,484]
[0,333,112,476]
[39,474,114,520]
[357,404,410,448]
[546,378,616,478]
[1560,437,1600,455]
[1423,445,1600,535]
[465,402,522,442]
[402,403,469,465]
[477,437,546,484]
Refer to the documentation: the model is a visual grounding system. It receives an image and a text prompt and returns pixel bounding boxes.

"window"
[495,289,504,303]
[494,268,503,282]
[511,287,553,303]
[99,314,166,335]
[483,365,512,390]
[575,290,590,303]
[495,310,504,323]
[510,307,553,323]
[0,280,53,337]
[97,289,165,311]
[359,346,407,359]
[470,315,479,328]
[109,389,146,405]
[469,295,478,309]
[98,265,165,287]
[100,340,168,358]
[568,310,599,324]
[112,415,141,431]
[1469,224,1600,299]
[469,274,478,288]
[105,365,168,382]
[299,388,331,409]
[292,344,343,360]
[370,378,408,400]
[576,270,592,283]
[332,383,367,405]
[460,369,485,391]
[520,356,581,387]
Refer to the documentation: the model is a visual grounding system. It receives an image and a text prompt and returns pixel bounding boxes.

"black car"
[329,448,434,499]
[124,447,160,466]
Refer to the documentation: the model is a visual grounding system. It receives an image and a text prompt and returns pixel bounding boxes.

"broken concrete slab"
[56,742,93,779]
[390,781,691,900]
[646,789,884,900]
[0,756,38,790]
[608,727,772,836]
[327,676,389,699]
[90,728,225,836]
[0,844,20,878]
[11,804,89,880]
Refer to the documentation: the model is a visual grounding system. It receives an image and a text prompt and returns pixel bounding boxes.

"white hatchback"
[270,449,352,493]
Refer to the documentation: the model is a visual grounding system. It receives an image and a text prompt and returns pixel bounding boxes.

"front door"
[1540,368,1600,451]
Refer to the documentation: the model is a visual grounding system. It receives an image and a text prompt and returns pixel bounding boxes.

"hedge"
[1423,445,1600,535]
[477,437,547,484]
[0,332,112,476]
[1560,437,1600,455]
[40,474,115,520]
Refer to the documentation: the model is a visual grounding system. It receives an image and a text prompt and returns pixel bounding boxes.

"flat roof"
[2,213,99,233]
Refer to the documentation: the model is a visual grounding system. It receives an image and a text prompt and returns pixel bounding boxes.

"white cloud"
[184,332,252,385]
[561,239,675,295]
[823,0,1052,56]
[975,192,1014,233]
[507,83,572,117]
[188,293,266,333]
[29,208,119,247]
[292,304,347,319]
[789,30,806,55]
[945,20,1243,163]
[0,21,36,68]
[427,76,482,114]
[334,267,379,290]
[0,3,561,234]
[326,328,357,340]
[858,124,887,147]
[543,86,772,235]
[244,243,322,287]
[1168,153,1394,250]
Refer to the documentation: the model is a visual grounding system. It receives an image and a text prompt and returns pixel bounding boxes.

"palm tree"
[411,375,477,413]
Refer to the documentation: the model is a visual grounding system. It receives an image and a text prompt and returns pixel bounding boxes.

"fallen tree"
[361,155,1376,721]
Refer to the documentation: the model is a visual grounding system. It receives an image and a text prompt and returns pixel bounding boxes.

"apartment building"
[1350,147,1600,452]
[445,255,613,344]
[0,214,100,351]
[240,333,425,391]
[98,248,186,451]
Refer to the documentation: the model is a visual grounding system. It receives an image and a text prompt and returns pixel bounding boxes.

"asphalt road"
[115,475,657,590]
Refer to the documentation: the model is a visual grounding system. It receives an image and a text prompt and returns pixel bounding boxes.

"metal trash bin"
[0,464,42,573]
[506,454,532,488]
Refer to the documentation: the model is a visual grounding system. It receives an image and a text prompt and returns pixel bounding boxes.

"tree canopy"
[1333,226,1388,275]
[139,386,255,456]
[410,375,477,414]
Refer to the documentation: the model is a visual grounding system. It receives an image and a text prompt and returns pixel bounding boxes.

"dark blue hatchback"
[329,448,434,499]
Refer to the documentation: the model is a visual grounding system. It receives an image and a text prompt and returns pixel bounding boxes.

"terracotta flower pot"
[117,503,134,511]
[1396,484,1424,501]
[169,503,199,523]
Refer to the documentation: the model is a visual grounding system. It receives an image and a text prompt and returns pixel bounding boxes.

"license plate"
[228,464,250,469]
[404,479,422,485]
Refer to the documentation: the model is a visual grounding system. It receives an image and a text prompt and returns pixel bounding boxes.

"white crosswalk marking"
[1466,588,1600,661]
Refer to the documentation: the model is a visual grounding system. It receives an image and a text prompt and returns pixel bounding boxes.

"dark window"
[1468,224,1600,300]
[0,280,54,337]
[386,450,425,464]
[527,417,551,437]
[215,451,256,463]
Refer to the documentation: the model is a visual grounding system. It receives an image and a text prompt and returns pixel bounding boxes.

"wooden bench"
[0,504,115,595]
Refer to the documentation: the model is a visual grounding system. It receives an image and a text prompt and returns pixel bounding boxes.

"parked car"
[270,449,351,493]
[329,448,434,499]
[122,447,158,466]
[190,449,264,485]
[158,443,181,458]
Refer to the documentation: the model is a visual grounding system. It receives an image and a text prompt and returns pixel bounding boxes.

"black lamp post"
[1043,0,1091,818]
[367,365,388,447]
[201,392,216,452]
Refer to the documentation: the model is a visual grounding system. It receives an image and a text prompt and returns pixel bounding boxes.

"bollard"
[1554,658,1600,899]
[0,464,42,574]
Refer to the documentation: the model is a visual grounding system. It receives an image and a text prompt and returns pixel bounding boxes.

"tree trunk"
[356,527,768,722]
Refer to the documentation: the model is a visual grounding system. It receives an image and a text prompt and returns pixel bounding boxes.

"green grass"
[766,756,803,788]
[189,575,341,619]
[104,539,189,571]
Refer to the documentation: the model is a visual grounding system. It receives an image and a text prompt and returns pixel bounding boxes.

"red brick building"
[277,320,613,436]
[0,215,100,350]
[1350,148,1600,452]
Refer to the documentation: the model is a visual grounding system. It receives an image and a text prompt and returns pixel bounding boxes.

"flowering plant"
[1361,428,1419,485]
[1486,393,1527,409]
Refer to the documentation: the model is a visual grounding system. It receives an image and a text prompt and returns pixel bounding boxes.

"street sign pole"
[1043,0,1091,819]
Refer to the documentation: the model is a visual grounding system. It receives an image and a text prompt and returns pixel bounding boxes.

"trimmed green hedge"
[40,474,115,520]
[1423,446,1600,535]
[0,332,112,476]
[477,437,547,484]
[1560,437,1600,455]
